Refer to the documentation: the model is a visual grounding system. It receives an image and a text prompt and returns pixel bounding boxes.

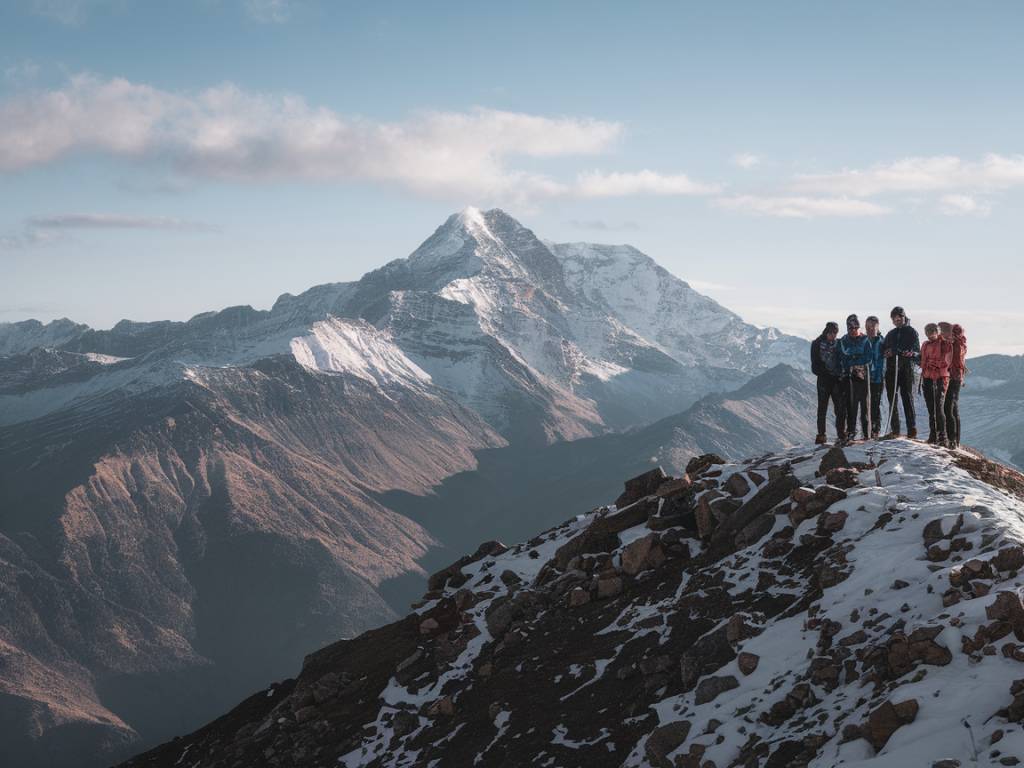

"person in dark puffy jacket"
[810,321,846,444]
[883,306,920,438]
[864,316,886,439]
[839,314,872,441]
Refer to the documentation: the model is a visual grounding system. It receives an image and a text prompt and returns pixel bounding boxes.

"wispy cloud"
[0,74,637,205]
[243,0,292,23]
[939,193,991,217]
[567,219,640,231]
[575,169,720,197]
[2,212,217,249]
[28,213,217,231]
[715,195,890,218]
[732,152,761,169]
[793,154,1024,197]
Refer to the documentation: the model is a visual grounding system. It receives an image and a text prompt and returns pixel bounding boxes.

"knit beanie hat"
[846,314,860,330]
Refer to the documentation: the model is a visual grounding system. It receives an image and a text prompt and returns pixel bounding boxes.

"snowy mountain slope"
[120,440,1024,768]
[1,207,806,442]
[0,358,501,768]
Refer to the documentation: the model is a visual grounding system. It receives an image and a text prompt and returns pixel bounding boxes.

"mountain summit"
[120,440,1024,768]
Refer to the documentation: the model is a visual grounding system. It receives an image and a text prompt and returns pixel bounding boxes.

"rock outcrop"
[120,441,1024,767]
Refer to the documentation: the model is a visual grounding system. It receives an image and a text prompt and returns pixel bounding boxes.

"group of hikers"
[811,306,968,448]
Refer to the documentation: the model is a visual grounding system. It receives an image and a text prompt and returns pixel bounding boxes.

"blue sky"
[1,1,1022,354]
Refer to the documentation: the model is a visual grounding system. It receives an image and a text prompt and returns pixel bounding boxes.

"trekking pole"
[886,359,899,437]
[866,360,873,440]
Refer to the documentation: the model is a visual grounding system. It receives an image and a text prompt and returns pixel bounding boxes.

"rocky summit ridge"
[122,440,1024,768]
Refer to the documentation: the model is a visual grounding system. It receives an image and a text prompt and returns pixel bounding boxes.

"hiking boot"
[907,428,918,440]
[814,434,827,445]
[871,429,880,440]
[927,433,937,445]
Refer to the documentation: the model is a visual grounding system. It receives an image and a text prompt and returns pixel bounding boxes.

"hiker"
[811,321,847,444]
[920,322,953,445]
[864,316,886,439]
[943,322,968,448]
[838,314,872,441]
[883,306,920,438]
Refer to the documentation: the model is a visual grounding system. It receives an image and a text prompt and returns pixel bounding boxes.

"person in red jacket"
[942,322,968,448]
[920,322,953,446]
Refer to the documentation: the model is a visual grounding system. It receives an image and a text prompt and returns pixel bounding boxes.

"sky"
[1,0,1022,355]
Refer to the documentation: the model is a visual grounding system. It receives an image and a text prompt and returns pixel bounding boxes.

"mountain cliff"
[120,440,1024,768]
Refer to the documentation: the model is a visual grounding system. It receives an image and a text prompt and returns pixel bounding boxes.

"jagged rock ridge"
[121,440,1024,768]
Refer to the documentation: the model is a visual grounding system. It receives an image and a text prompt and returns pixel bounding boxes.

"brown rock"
[726,614,749,643]
[725,473,752,498]
[419,617,440,635]
[567,587,591,607]
[818,510,849,534]
[427,695,455,718]
[616,467,669,508]
[995,546,1024,572]
[987,591,1024,639]
[694,675,739,705]
[825,467,859,489]
[818,445,851,475]
[621,533,666,576]
[865,698,919,751]
[790,486,816,505]
[645,720,692,767]
[686,453,726,477]
[596,576,623,600]
[737,652,760,675]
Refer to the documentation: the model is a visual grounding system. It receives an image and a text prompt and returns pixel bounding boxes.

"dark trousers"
[817,374,847,437]
[870,380,884,436]
[923,378,947,441]
[885,362,917,433]
[944,378,962,445]
[845,377,869,438]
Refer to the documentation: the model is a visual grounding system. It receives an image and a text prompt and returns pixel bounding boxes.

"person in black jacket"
[883,306,921,439]
[811,321,846,444]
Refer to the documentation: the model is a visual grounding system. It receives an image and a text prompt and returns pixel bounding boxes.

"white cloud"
[792,154,1024,197]
[715,195,890,218]
[1,212,217,249]
[732,152,761,169]
[0,74,634,204]
[28,213,217,231]
[939,193,991,217]
[243,0,292,23]
[575,169,720,197]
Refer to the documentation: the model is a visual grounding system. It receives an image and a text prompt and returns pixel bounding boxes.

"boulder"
[694,675,739,705]
[596,576,623,600]
[818,445,851,475]
[737,652,760,675]
[427,695,455,718]
[644,720,691,768]
[686,453,727,477]
[735,513,775,548]
[825,467,860,489]
[567,587,591,608]
[995,546,1024,573]
[621,533,666,576]
[987,591,1024,640]
[615,467,668,508]
[725,473,752,498]
[864,698,919,751]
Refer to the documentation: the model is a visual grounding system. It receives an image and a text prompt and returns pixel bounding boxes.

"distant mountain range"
[0,208,832,767]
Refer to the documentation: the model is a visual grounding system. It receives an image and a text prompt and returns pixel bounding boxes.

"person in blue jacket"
[839,314,873,441]
[864,315,886,439]
[883,306,921,439]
